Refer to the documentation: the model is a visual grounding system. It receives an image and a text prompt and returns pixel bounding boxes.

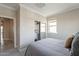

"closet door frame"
[0,16,16,48]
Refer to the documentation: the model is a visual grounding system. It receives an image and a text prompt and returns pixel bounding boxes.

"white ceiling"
[1,3,79,17]
[1,3,18,10]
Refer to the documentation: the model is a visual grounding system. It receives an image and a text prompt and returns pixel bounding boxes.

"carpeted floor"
[0,40,26,56]
[0,48,25,56]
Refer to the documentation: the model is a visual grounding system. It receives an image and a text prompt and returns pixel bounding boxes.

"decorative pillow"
[71,32,79,56]
[64,34,74,48]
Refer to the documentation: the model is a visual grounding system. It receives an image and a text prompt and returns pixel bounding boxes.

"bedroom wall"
[19,5,46,48]
[16,5,20,48]
[47,8,79,40]
[0,5,16,18]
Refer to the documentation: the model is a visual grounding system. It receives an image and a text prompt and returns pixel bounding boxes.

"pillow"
[71,32,79,56]
[64,34,74,48]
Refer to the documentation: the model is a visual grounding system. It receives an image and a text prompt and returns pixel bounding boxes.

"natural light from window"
[48,20,57,33]
[1,25,4,48]
[41,23,46,32]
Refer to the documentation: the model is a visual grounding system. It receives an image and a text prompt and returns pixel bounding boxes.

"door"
[0,17,14,49]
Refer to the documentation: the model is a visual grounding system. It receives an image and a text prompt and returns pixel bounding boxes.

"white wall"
[47,8,79,40]
[19,5,46,48]
[16,5,20,48]
[0,5,16,18]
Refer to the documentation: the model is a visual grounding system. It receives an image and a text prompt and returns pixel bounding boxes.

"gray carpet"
[0,48,25,56]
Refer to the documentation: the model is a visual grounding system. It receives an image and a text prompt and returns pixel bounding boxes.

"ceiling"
[1,3,79,17]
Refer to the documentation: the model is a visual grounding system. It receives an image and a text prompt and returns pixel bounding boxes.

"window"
[48,20,57,33]
[41,23,46,32]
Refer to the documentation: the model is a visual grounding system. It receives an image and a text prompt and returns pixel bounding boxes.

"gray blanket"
[25,38,70,56]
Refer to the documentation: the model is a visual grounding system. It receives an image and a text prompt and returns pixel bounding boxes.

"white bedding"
[25,38,70,56]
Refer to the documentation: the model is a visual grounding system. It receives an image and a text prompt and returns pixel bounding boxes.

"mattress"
[25,38,71,56]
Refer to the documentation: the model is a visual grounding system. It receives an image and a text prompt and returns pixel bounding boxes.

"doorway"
[0,17,14,50]
[34,21,41,41]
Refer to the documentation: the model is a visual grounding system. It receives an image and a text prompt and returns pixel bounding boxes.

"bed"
[25,38,71,56]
